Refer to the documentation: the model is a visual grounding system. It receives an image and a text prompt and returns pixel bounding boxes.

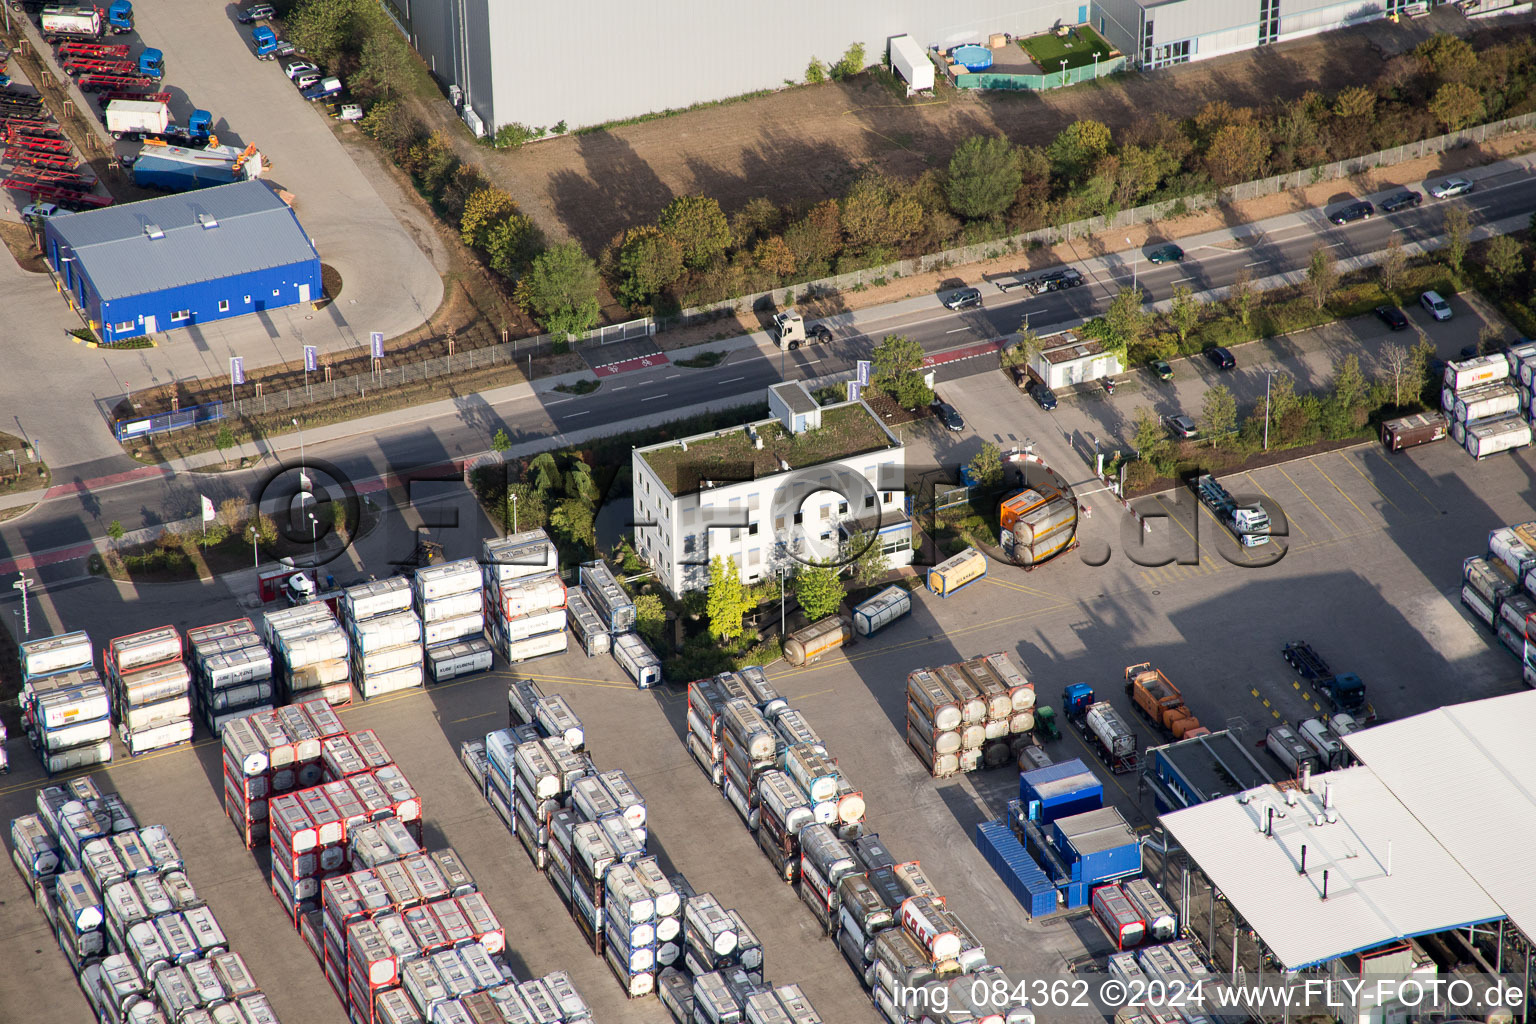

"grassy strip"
[674,351,728,369]
[554,379,600,395]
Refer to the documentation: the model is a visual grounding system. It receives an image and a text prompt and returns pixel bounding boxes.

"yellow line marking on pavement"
[1337,452,1403,515]
[982,576,1056,598]
[1242,471,1308,539]
[1276,464,1342,535]
[1308,458,1371,521]
[1367,449,1441,510]
[450,711,497,723]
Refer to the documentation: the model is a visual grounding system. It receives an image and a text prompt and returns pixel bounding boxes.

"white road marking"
[1245,261,1269,267]
[665,374,680,379]
[611,386,627,391]
[562,411,590,418]
[641,393,668,402]
[946,327,969,334]
[720,376,745,383]
[546,398,572,406]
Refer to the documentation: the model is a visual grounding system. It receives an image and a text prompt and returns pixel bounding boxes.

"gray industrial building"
[382,0,1086,133]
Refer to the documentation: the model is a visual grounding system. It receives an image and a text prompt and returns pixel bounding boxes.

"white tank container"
[1464,413,1531,459]
[278,630,347,668]
[482,531,557,582]
[422,611,483,646]
[613,633,662,689]
[357,664,423,699]
[502,608,565,643]
[119,719,194,756]
[349,610,421,653]
[853,585,912,637]
[116,662,191,707]
[489,573,566,619]
[109,627,183,673]
[1444,353,1510,391]
[1454,382,1522,422]
[414,559,480,601]
[118,695,191,733]
[357,643,422,677]
[342,577,413,621]
[419,590,481,623]
[21,631,94,679]
[200,646,272,690]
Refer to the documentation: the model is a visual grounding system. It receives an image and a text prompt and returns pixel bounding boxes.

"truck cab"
[107,0,131,31]
[185,109,212,143]
[252,25,277,57]
[1061,683,1094,718]
[770,309,831,350]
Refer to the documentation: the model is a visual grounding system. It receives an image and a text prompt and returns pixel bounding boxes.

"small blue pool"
[953,44,993,71]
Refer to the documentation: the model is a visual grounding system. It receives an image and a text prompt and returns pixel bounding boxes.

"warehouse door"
[298,284,311,303]
[142,315,156,333]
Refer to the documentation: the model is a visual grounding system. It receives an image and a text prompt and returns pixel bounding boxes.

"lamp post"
[1127,237,1139,290]
[1059,58,1068,87]
[308,512,318,566]
[1263,371,1275,451]
[292,417,307,491]
[248,525,258,569]
[511,492,519,534]
[1093,51,1102,77]
[779,566,786,637]
[12,573,32,636]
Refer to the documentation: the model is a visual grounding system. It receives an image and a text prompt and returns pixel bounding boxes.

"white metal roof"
[1342,689,1536,950]
[1159,766,1503,970]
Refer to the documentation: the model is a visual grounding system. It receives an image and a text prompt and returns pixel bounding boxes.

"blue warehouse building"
[43,180,322,343]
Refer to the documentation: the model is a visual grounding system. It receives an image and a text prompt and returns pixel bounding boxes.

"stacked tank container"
[579,560,636,634]
[481,530,569,664]
[413,559,489,683]
[6,775,282,1024]
[612,631,662,689]
[187,618,275,735]
[263,602,350,706]
[1461,520,1536,681]
[339,577,422,699]
[20,631,113,774]
[1443,353,1533,459]
[905,652,1034,778]
[104,626,194,756]
[218,699,353,850]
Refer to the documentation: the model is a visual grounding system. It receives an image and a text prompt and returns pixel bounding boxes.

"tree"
[352,26,411,102]
[945,135,1022,221]
[359,100,425,161]
[832,42,865,80]
[840,174,922,255]
[782,200,842,276]
[1082,287,1148,365]
[490,428,511,453]
[794,563,845,620]
[563,459,598,503]
[849,532,890,588]
[460,187,518,251]
[753,236,796,279]
[330,496,350,542]
[1227,267,1256,326]
[1199,384,1237,441]
[1326,354,1369,437]
[1411,336,1440,406]
[1414,34,1477,82]
[1131,407,1166,461]
[615,226,684,305]
[659,195,731,269]
[515,242,601,336]
[1012,324,1045,370]
[504,483,547,532]
[705,555,748,641]
[634,593,667,650]
[872,333,925,381]
[1306,245,1337,309]
[214,422,236,467]
[731,197,781,249]
[1168,285,1201,345]
[1484,234,1525,289]
[1266,371,1299,427]
[968,442,1003,489]
[1378,343,1417,407]
[217,497,246,532]
[1047,120,1112,183]
[106,519,124,551]
[1428,82,1484,133]
[1332,85,1376,121]
[1203,122,1268,185]
[528,452,562,495]
[805,57,827,84]
[1378,235,1408,296]
[1442,206,1471,277]
[484,214,544,280]
[286,0,367,73]
[550,498,595,550]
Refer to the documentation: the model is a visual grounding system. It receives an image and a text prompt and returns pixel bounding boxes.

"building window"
[171,309,190,322]
[1141,19,1154,65]
[218,300,230,313]
[748,549,761,566]
[748,523,758,535]
[883,491,894,505]
[683,535,697,554]
[114,320,135,333]
[1259,0,1279,44]
[837,501,848,515]
[865,494,876,509]
[272,289,280,297]
[793,512,803,525]
[776,516,785,532]
[244,295,252,304]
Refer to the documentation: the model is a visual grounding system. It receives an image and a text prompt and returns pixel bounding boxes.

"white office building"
[631,383,909,596]
[1093,0,1399,71]
[1030,331,1124,389]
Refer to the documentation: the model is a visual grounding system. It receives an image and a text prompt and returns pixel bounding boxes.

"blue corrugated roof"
[49,180,318,301]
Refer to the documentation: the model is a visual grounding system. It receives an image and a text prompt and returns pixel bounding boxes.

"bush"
[493,123,547,149]
[1124,459,1157,492]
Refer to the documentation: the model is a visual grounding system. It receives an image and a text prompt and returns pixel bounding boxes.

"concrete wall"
[406,0,1087,132]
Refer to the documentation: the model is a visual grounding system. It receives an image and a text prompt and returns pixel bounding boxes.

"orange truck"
[1124,662,1208,740]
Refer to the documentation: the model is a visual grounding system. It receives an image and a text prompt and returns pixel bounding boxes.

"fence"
[667,109,1536,328]
[954,56,1127,92]
[114,402,225,441]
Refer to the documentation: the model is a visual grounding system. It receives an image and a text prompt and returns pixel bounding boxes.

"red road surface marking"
[593,353,671,377]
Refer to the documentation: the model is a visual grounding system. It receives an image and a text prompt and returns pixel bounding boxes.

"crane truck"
[1062,683,1138,774]
[1194,472,1269,547]
[39,3,134,42]
[104,99,210,144]
[1281,641,1375,722]
[1125,662,1208,740]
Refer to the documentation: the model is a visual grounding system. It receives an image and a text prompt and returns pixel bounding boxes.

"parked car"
[20,202,60,222]
[931,400,965,430]
[293,71,321,91]
[1375,305,1408,331]
[236,3,275,23]
[1151,358,1173,381]
[1328,200,1374,225]
[1165,414,1198,439]
[1379,189,1422,213]
[1427,178,1473,199]
[1028,381,1058,411]
[943,287,983,310]
[1420,290,1453,321]
[1146,243,1184,264]
[283,58,319,81]
[1205,346,1236,370]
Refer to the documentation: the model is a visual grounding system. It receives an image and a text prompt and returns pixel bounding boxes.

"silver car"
[1426,178,1473,199]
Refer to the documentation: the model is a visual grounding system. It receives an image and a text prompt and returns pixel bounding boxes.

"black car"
[932,400,965,430]
[1028,381,1059,411]
[1205,346,1236,370]
[1380,190,1422,213]
[1146,243,1184,265]
[1328,200,1374,225]
[943,287,983,311]
[1375,305,1408,331]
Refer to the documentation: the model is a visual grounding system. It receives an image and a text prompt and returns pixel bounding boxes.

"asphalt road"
[5,165,1535,576]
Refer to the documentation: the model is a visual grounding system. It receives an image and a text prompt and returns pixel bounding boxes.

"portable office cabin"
[1019,758,1104,823]
[888,35,934,94]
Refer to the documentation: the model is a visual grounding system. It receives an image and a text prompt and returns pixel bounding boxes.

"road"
[4,160,1535,579]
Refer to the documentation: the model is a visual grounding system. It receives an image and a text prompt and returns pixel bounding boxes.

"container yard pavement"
[3,406,1532,1023]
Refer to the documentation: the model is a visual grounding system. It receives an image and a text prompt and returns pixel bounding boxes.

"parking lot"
[0,356,1530,1023]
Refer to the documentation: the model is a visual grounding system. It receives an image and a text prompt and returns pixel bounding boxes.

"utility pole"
[1264,372,1274,451]
[13,573,32,636]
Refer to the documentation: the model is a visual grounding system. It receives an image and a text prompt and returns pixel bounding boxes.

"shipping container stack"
[578,559,654,686]
[566,591,611,657]
[482,530,570,664]
[263,600,351,706]
[1462,520,1536,680]
[7,775,284,1024]
[104,626,195,757]
[19,630,114,774]
[339,577,424,700]
[413,558,493,684]
[187,618,276,736]
[682,666,1031,1024]
[906,653,1036,780]
[1442,348,1536,460]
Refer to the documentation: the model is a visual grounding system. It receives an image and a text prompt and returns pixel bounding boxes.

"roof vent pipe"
[1321,869,1329,901]
[1300,762,1312,793]
[1324,782,1333,809]
[1299,845,1307,875]
[1285,788,1298,807]
[1266,807,1274,838]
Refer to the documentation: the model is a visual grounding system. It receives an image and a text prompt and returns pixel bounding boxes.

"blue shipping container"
[1052,806,1143,884]
[1065,880,1091,908]
[1020,758,1104,823]
[976,819,1057,919]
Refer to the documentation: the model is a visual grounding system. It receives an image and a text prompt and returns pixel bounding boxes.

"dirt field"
[433,11,1526,252]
